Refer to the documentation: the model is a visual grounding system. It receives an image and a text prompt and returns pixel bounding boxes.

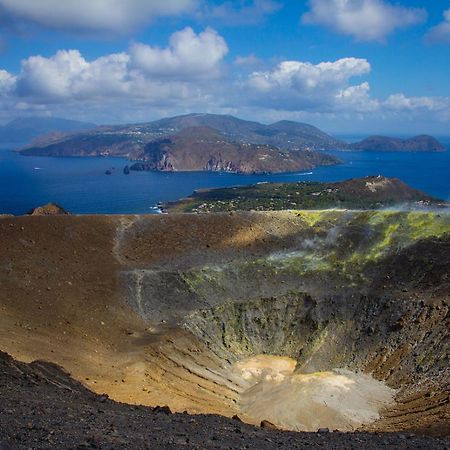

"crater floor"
[233,355,396,432]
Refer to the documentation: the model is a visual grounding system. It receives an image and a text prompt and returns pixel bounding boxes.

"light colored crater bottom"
[233,355,396,432]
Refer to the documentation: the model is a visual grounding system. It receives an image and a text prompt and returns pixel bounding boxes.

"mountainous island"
[165,176,445,213]
[19,114,344,174]
[349,135,446,152]
[17,114,446,175]
[19,113,344,157]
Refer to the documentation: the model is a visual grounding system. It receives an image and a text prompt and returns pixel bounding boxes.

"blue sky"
[0,0,449,134]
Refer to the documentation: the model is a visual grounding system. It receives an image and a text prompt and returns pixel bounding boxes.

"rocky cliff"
[129,126,339,174]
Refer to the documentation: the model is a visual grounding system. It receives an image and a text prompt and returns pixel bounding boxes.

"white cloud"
[0,39,449,130]
[242,57,450,121]
[336,81,379,112]
[0,0,282,34]
[6,27,227,104]
[0,27,230,124]
[246,58,372,111]
[0,69,15,94]
[129,27,228,79]
[0,0,198,34]
[0,27,233,123]
[15,50,130,101]
[302,0,426,42]
[385,93,450,113]
[426,8,450,43]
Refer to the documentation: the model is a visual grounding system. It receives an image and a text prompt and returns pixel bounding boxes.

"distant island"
[17,113,446,175]
[0,116,96,147]
[165,176,445,213]
[348,135,445,152]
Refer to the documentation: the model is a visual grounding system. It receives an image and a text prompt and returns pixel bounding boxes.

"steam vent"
[1,210,450,445]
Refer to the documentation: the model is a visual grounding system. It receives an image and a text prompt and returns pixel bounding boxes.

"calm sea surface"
[1,142,450,215]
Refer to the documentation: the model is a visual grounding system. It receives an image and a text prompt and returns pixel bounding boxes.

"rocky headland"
[128,126,339,174]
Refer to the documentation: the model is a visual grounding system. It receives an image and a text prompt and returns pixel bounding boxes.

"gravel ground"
[1,351,448,450]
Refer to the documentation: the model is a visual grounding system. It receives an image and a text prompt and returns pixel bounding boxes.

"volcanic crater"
[1,210,449,445]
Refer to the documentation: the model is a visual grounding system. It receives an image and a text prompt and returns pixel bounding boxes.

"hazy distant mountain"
[0,117,96,146]
[143,114,345,151]
[349,135,446,152]
[129,126,340,174]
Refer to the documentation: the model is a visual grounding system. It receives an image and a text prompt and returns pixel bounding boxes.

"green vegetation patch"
[165,177,443,213]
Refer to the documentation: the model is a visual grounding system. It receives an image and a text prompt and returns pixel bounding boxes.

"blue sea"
[1,142,450,215]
